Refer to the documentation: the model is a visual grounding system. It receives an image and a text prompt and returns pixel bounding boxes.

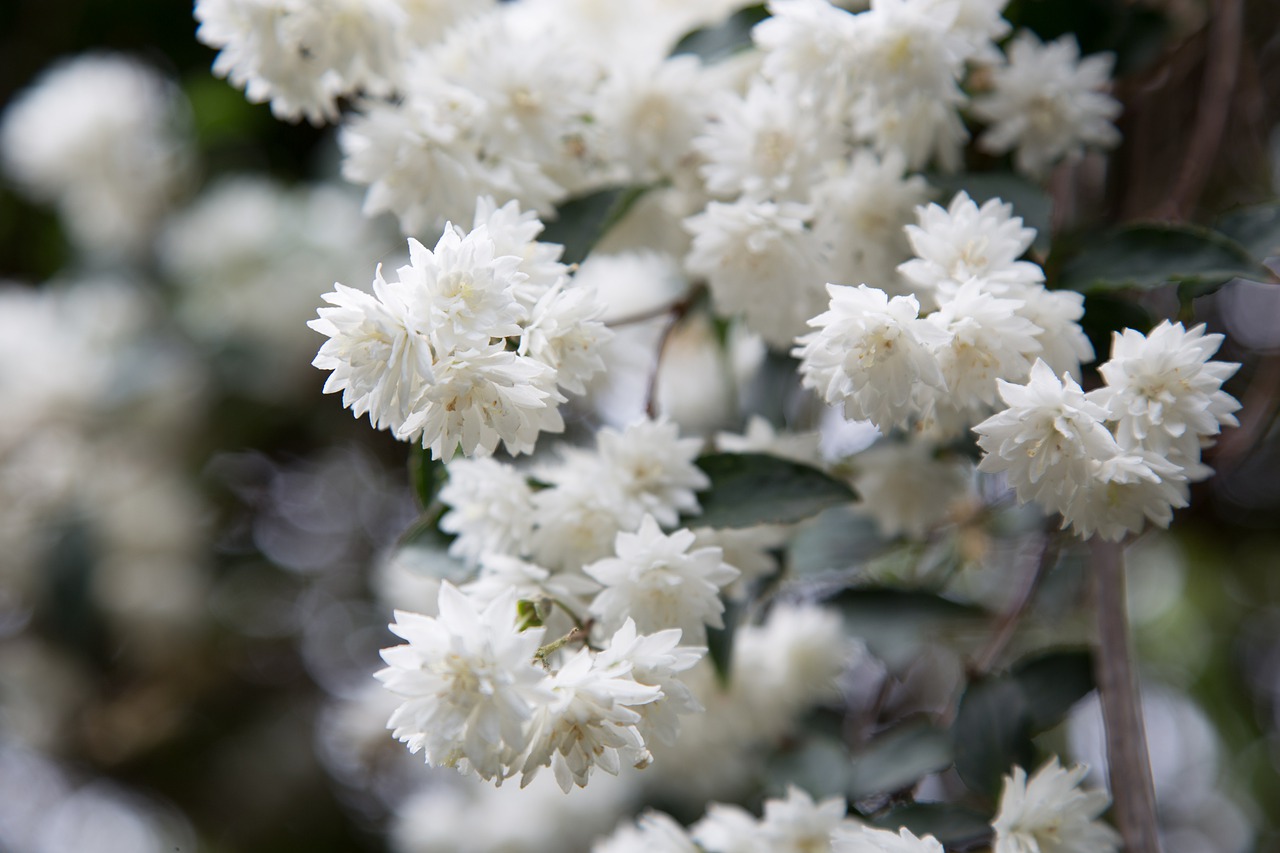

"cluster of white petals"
[975,321,1239,540]
[310,198,610,460]
[992,758,1121,853]
[377,582,705,791]
[0,54,190,256]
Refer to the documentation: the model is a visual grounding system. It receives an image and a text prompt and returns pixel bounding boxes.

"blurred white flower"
[832,826,944,853]
[992,757,1120,853]
[595,810,699,853]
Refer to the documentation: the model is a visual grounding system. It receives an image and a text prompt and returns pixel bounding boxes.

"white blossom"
[597,55,709,183]
[1092,321,1241,463]
[973,360,1121,519]
[685,198,827,349]
[1009,284,1094,380]
[898,192,1044,302]
[595,811,700,853]
[1061,450,1190,542]
[850,439,974,538]
[439,457,537,565]
[521,283,614,395]
[594,619,706,748]
[794,284,948,432]
[992,758,1121,853]
[972,31,1121,178]
[585,516,739,643]
[375,583,552,782]
[596,419,710,527]
[832,826,944,853]
[464,555,598,636]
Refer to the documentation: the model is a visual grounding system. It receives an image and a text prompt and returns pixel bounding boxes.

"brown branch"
[970,533,1061,677]
[1091,538,1160,853]
[1157,0,1244,220]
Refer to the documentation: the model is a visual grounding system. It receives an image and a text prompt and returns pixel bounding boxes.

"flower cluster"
[377,582,705,792]
[975,322,1239,541]
[796,192,1093,438]
[309,197,611,460]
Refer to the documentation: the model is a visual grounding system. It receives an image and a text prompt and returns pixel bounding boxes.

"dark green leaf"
[1058,224,1262,294]
[836,589,986,671]
[409,443,446,510]
[670,4,768,63]
[930,172,1053,253]
[1079,292,1155,363]
[1214,203,1280,264]
[770,736,852,800]
[1011,649,1094,733]
[787,505,888,577]
[847,721,954,798]
[690,453,855,529]
[952,677,1035,798]
[540,185,651,266]
[871,803,993,847]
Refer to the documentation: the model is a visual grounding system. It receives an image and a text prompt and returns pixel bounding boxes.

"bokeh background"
[1,1,1279,851]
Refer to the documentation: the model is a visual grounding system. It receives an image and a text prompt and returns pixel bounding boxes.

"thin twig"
[1158,0,1243,220]
[1091,538,1161,853]
[644,294,699,419]
[970,533,1061,677]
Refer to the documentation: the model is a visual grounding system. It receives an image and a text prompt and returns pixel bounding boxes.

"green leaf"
[1214,202,1280,264]
[770,736,853,800]
[670,4,768,63]
[930,172,1053,254]
[1011,649,1095,733]
[689,453,856,529]
[409,443,446,510]
[1078,292,1155,363]
[787,506,888,577]
[871,803,993,848]
[836,588,986,671]
[847,721,954,799]
[952,677,1035,799]
[706,594,741,687]
[540,185,651,266]
[1058,224,1262,295]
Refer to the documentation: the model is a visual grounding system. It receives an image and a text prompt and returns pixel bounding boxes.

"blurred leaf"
[787,506,888,577]
[836,589,986,671]
[706,594,741,686]
[184,75,265,146]
[1078,292,1155,363]
[871,803,993,847]
[690,453,855,529]
[952,677,1035,798]
[540,184,651,266]
[394,508,472,584]
[847,721,954,798]
[930,172,1053,253]
[670,4,768,63]
[1058,224,1262,295]
[1011,649,1095,732]
[771,735,853,800]
[409,443,445,510]
[1003,0,1170,76]
[1214,203,1280,264]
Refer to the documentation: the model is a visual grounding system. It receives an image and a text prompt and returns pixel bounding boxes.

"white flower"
[595,619,705,748]
[597,55,708,183]
[685,198,827,349]
[992,758,1121,853]
[832,826,944,853]
[522,283,614,395]
[898,192,1045,302]
[693,802,767,853]
[0,53,189,255]
[402,342,564,461]
[920,279,1043,431]
[439,457,537,565]
[753,0,861,114]
[758,786,863,852]
[794,284,949,432]
[973,360,1122,519]
[809,150,932,297]
[464,554,598,636]
[972,31,1121,178]
[529,450,638,571]
[375,583,552,782]
[851,439,974,538]
[1061,450,1190,542]
[597,420,709,527]
[595,811,700,853]
[309,276,431,436]
[471,196,570,303]
[1092,321,1241,463]
[1008,284,1094,380]
[585,516,739,643]
[519,644,660,792]
[195,0,405,124]
[695,78,840,201]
